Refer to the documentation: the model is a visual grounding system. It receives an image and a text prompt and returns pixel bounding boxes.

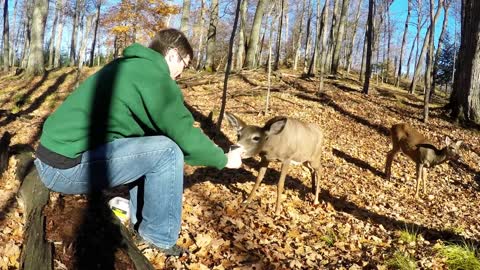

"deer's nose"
[230,145,241,151]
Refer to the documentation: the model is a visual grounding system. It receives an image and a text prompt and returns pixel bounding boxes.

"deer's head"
[225,112,287,158]
[443,136,463,162]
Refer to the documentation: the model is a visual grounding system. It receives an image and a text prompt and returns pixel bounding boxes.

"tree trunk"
[346,0,363,74]
[195,0,206,70]
[48,0,62,68]
[78,14,94,70]
[303,0,313,74]
[431,0,450,94]
[9,0,18,67]
[25,0,49,77]
[180,0,191,33]
[408,3,443,94]
[273,0,285,71]
[396,0,411,86]
[204,0,219,71]
[449,0,480,124]
[423,0,436,123]
[89,0,101,67]
[307,0,321,75]
[3,0,10,71]
[362,0,374,94]
[245,0,268,68]
[20,2,32,69]
[217,0,242,131]
[70,0,82,66]
[318,0,331,92]
[293,0,306,70]
[326,0,341,74]
[54,10,65,68]
[331,0,350,74]
[235,0,248,70]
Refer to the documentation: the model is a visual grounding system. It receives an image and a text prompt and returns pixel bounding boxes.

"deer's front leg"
[242,158,269,208]
[275,161,290,215]
[312,169,320,205]
[415,163,423,197]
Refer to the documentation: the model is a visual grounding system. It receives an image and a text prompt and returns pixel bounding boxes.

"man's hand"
[225,145,243,169]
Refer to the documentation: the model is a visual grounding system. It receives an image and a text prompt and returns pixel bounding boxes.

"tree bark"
[89,0,101,67]
[48,0,62,68]
[3,0,10,71]
[180,0,191,33]
[326,0,341,74]
[69,0,83,66]
[346,0,363,74]
[408,2,443,94]
[195,0,206,70]
[273,0,285,71]
[293,0,306,70]
[245,0,268,68]
[9,0,18,67]
[423,0,437,123]
[78,14,94,70]
[431,0,451,94]
[235,0,248,70]
[362,0,374,94]
[204,0,219,71]
[449,0,480,124]
[25,0,49,77]
[318,0,331,92]
[331,0,350,74]
[396,0,412,86]
[54,9,65,68]
[20,2,32,69]
[303,0,313,74]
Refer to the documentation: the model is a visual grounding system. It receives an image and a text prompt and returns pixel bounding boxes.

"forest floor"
[0,67,479,269]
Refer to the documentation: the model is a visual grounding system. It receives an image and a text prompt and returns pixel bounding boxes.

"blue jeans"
[34,136,184,249]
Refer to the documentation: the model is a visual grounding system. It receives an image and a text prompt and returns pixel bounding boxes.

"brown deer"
[225,112,325,215]
[385,123,462,197]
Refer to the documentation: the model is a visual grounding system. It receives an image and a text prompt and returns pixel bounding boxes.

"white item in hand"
[225,146,243,169]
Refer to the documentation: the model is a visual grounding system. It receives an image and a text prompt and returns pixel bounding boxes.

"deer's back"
[262,118,324,164]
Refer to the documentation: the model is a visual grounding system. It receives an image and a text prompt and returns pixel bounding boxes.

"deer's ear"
[267,118,287,135]
[225,112,246,132]
[455,140,463,149]
[445,136,452,146]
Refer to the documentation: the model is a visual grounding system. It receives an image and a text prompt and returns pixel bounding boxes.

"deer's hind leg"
[307,162,321,205]
[385,142,400,180]
[275,161,290,215]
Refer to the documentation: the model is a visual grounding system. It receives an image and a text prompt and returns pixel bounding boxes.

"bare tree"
[20,1,33,68]
[408,1,442,94]
[362,0,375,94]
[423,0,437,122]
[431,0,451,93]
[273,0,285,70]
[293,0,306,70]
[70,0,84,66]
[303,0,313,74]
[346,0,363,74]
[26,0,49,76]
[396,0,412,86]
[245,0,268,68]
[235,0,248,70]
[180,0,191,33]
[195,0,206,70]
[3,0,10,71]
[78,14,94,70]
[54,5,65,68]
[48,0,63,68]
[204,0,219,71]
[318,0,331,92]
[89,0,102,67]
[331,0,350,75]
[449,0,480,124]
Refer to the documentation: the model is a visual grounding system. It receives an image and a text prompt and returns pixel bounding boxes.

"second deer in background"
[225,112,325,215]
[385,123,463,197]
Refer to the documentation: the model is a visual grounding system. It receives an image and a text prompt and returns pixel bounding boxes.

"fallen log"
[14,147,154,269]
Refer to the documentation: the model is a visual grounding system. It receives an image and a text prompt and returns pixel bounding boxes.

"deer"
[225,112,325,215]
[385,123,463,197]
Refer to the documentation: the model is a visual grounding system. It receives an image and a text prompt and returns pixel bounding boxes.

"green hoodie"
[40,43,227,169]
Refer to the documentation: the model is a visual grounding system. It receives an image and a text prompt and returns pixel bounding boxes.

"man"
[34,28,242,257]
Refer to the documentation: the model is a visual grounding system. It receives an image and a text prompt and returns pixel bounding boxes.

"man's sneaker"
[127,223,188,257]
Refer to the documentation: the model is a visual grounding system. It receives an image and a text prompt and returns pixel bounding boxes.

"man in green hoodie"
[34,28,242,257]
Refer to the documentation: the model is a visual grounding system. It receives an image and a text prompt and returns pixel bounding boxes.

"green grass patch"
[387,251,417,270]
[398,227,419,244]
[436,243,480,270]
[320,229,337,247]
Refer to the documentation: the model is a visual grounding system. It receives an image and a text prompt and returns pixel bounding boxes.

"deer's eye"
[252,136,261,142]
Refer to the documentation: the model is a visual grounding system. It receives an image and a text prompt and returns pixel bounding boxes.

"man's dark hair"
[148,28,193,61]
